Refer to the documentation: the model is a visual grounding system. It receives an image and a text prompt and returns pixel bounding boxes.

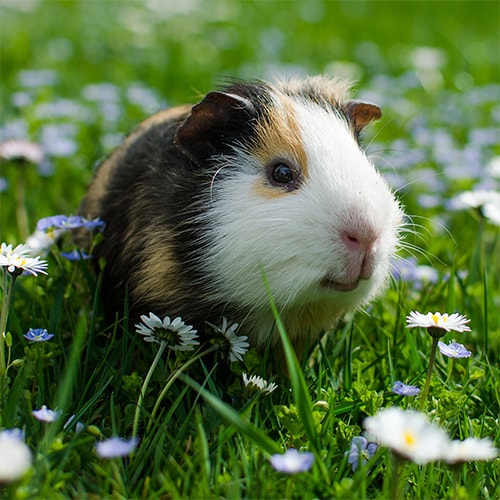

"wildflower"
[406,311,471,336]
[25,229,59,256]
[63,414,85,433]
[60,249,92,261]
[363,407,450,464]
[212,317,249,362]
[443,437,498,464]
[270,448,314,473]
[391,381,420,397]
[242,373,278,394]
[0,430,32,483]
[449,189,500,226]
[438,341,472,358]
[24,328,54,342]
[0,242,48,276]
[32,405,62,423]
[95,437,139,459]
[0,139,44,164]
[392,257,438,289]
[135,313,199,351]
[36,214,105,232]
[346,436,378,471]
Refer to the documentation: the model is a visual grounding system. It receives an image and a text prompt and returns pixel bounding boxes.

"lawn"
[0,0,499,498]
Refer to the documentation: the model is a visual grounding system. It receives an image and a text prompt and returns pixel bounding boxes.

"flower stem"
[146,345,218,433]
[419,335,439,411]
[132,340,167,438]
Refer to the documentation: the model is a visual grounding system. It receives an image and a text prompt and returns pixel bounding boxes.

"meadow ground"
[0,1,499,498]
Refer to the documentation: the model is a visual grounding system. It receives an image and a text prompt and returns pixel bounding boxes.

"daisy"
[0,242,48,276]
[212,317,249,362]
[95,437,139,459]
[270,448,314,473]
[32,405,62,423]
[443,437,498,464]
[449,190,500,225]
[391,381,420,397]
[406,311,471,333]
[23,328,54,342]
[135,312,199,351]
[0,139,44,165]
[363,407,450,464]
[242,373,278,394]
[346,436,378,471]
[438,341,472,358]
[0,430,32,483]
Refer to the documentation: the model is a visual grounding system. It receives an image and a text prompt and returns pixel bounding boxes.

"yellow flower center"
[404,431,415,446]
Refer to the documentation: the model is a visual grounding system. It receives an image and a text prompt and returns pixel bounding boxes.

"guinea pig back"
[78,76,403,359]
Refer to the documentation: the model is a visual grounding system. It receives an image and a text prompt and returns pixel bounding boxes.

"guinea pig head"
[175,79,403,351]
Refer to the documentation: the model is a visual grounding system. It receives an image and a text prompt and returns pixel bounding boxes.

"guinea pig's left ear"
[345,101,382,133]
[175,91,256,165]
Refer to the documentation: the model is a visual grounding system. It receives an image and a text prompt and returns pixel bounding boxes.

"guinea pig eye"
[268,161,301,190]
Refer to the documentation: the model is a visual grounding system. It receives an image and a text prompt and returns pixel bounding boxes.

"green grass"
[1,0,499,498]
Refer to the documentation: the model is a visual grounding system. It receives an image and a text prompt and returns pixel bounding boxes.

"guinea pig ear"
[175,91,256,165]
[345,101,382,133]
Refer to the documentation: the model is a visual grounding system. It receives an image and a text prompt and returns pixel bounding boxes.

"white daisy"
[242,373,278,394]
[449,189,500,226]
[406,311,471,333]
[135,312,199,351]
[213,317,249,362]
[443,437,498,464]
[363,407,450,464]
[0,242,48,276]
[0,430,33,483]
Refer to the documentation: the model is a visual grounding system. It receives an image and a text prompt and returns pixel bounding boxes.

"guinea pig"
[77,76,403,361]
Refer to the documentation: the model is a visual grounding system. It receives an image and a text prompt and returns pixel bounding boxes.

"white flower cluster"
[364,407,497,465]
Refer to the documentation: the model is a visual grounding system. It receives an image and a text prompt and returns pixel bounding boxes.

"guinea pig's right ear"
[175,91,256,165]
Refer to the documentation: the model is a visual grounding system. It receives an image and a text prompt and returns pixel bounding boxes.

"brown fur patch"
[250,96,308,198]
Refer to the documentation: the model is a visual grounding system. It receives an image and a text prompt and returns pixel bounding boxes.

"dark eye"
[272,164,294,184]
[267,161,301,191]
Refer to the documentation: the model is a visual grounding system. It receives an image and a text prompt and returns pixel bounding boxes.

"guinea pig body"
[79,76,403,358]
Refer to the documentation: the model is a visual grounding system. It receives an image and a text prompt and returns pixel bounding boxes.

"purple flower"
[391,381,420,397]
[438,341,472,358]
[60,249,92,261]
[95,437,139,459]
[32,405,62,423]
[269,448,314,474]
[347,436,378,471]
[24,328,54,342]
[36,215,105,232]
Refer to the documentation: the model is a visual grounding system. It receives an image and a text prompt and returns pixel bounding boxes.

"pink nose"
[341,230,378,280]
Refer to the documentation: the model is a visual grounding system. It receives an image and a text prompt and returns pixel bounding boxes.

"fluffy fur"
[78,76,403,359]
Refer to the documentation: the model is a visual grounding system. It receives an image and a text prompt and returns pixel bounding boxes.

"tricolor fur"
[78,76,403,359]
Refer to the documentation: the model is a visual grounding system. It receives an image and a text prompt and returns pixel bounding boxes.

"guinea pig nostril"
[342,231,362,251]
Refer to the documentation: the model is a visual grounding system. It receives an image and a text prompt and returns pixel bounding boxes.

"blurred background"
[0,0,499,241]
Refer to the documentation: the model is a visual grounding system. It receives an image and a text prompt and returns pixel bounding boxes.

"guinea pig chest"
[78,76,403,361]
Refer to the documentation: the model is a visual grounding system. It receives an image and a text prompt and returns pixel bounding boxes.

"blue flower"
[24,328,54,342]
[36,215,105,232]
[438,341,472,358]
[60,249,92,261]
[347,436,378,471]
[95,437,139,459]
[269,448,314,474]
[32,405,62,422]
[391,381,421,397]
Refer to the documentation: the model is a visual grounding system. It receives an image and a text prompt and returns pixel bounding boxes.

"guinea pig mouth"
[320,277,361,292]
